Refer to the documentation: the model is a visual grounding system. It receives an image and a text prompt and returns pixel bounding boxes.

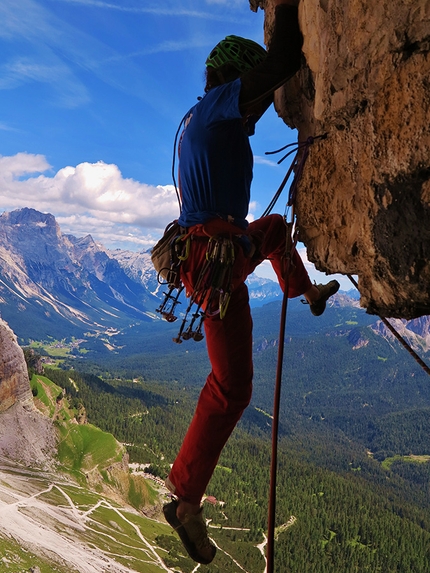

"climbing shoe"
[309,279,340,316]
[163,499,216,564]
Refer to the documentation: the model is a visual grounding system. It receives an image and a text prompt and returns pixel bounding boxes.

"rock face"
[371,314,430,353]
[257,0,430,319]
[0,319,34,413]
[0,319,56,467]
[0,402,56,467]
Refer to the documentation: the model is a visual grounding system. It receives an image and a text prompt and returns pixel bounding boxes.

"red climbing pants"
[167,214,313,504]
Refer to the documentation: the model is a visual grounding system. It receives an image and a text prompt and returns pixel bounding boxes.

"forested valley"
[41,299,430,572]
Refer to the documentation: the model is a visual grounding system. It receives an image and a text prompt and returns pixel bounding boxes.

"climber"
[162,0,340,564]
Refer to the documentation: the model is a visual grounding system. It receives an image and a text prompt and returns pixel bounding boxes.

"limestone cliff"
[0,318,34,413]
[0,319,56,467]
[253,0,430,319]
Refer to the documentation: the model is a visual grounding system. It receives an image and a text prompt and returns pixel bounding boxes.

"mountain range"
[0,208,429,355]
[0,208,283,343]
[0,208,157,341]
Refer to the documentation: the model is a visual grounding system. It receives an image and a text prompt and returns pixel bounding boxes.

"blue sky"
[0,0,351,288]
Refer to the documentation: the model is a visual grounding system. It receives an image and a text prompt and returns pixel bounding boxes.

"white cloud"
[0,122,19,132]
[0,0,93,107]
[0,153,180,249]
[0,153,357,280]
[0,57,90,107]
[253,155,280,167]
[56,214,156,250]
[46,0,243,21]
[107,37,214,63]
[247,200,259,223]
[0,152,51,178]
[205,0,243,5]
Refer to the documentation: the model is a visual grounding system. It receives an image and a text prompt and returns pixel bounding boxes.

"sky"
[0,0,351,288]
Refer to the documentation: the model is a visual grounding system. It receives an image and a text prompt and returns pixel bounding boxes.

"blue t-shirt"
[177,79,252,230]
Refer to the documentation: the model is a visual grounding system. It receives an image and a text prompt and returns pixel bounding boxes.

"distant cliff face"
[0,208,158,341]
[257,0,430,319]
[0,319,34,413]
[0,319,56,467]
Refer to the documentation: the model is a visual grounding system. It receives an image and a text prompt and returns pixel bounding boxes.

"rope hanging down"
[347,275,430,377]
[266,215,295,573]
[265,134,430,573]
[265,135,324,573]
[264,140,430,378]
[262,134,327,218]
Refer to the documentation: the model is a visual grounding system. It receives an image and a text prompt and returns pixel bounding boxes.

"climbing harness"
[172,233,236,344]
[155,228,238,344]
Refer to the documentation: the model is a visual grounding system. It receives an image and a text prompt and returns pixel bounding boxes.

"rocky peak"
[0,207,71,277]
[1,207,60,241]
[371,315,430,354]
[67,233,116,281]
[0,208,157,339]
[407,315,430,338]
[256,0,430,319]
[3,207,56,226]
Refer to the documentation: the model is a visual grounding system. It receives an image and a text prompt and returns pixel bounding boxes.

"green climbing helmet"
[205,35,267,74]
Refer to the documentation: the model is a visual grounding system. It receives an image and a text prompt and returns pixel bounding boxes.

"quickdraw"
[156,234,236,343]
[155,232,190,322]
[175,234,191,262]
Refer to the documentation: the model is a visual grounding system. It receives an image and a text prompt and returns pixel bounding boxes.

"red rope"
[266,221,295,573]
[265,137,322,573]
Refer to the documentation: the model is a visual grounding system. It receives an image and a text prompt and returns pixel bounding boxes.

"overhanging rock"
[254,0,430,319]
